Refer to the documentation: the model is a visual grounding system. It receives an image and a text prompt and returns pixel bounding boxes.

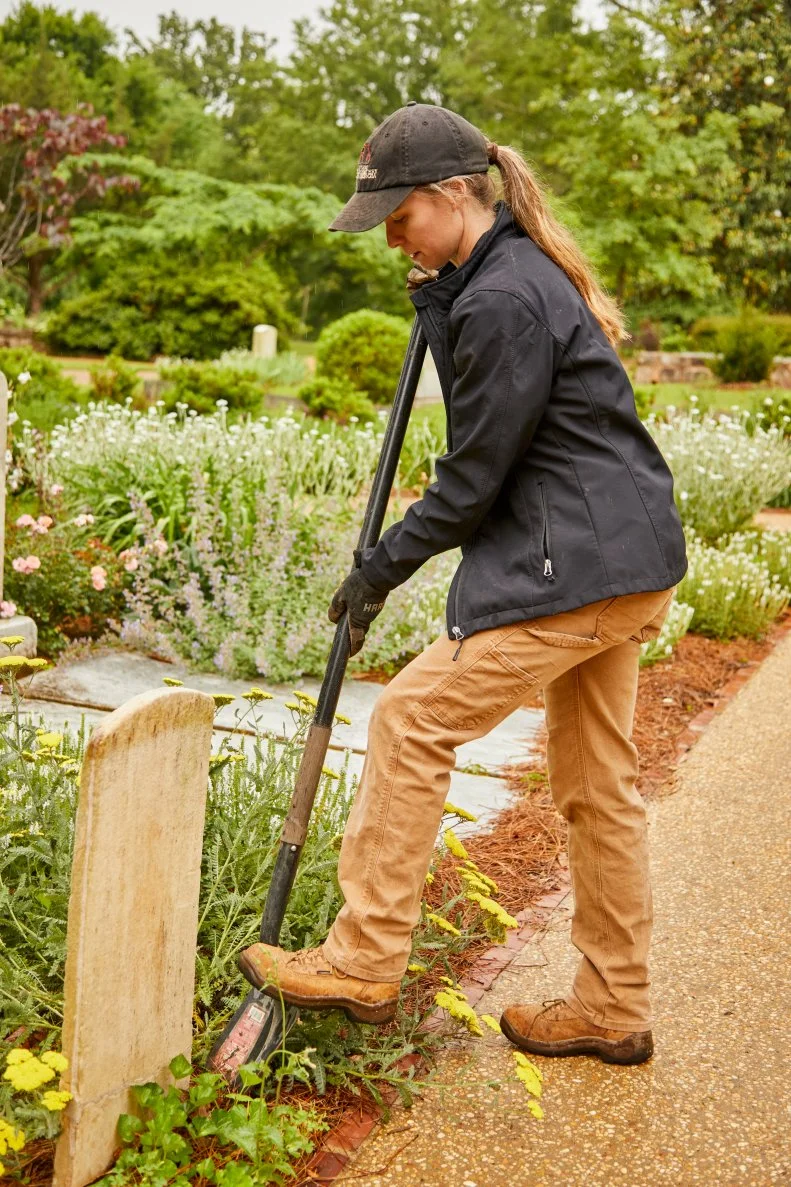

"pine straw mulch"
[11,623,788,1187]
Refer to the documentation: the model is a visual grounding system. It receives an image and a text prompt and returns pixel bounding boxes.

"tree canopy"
[0,0,786,344]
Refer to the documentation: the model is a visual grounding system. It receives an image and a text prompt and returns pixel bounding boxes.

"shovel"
[209,319,428,1085]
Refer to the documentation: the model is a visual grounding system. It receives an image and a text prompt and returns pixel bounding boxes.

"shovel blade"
[208,988,298,1086]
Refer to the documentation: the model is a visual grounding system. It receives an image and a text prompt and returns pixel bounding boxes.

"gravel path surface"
[337,631,791,1186]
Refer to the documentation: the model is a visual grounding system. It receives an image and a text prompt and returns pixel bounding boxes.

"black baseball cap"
[329,102,491,233]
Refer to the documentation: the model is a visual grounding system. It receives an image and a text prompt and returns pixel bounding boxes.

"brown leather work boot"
[238,943,400,1025]
[500,999,653,1065]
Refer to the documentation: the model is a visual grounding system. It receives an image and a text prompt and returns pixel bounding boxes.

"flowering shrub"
[12,403,449,679]
[3,507,129,655]
[677,531,790,639]
[646,401,791,540]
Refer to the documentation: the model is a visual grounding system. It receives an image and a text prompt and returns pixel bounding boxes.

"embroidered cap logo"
[356,140,377,181]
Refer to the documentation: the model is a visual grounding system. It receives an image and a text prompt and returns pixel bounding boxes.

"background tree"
[0,103,136,312]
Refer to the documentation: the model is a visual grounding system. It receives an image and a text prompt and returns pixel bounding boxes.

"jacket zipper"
[538,481,556,582]
[451,550,470,661]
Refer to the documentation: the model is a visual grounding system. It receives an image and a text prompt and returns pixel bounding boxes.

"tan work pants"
[323,588,675,1031]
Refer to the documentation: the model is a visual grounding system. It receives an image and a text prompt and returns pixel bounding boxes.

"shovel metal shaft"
[210,318,428,1080]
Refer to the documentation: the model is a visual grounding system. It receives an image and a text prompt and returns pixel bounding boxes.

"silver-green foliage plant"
[218,349,309,388]
[638,596,695,666]
[646,400,791,541]
[677,530,791,640]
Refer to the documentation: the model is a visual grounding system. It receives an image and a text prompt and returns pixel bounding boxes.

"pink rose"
[50,484,64,496]
[15,514,35,528]
[37,515,53,528]
[0,600,17,618]
[90,565,107,592]
[12,555,41,575]
[152,538,168,556]
[120,549,140,573]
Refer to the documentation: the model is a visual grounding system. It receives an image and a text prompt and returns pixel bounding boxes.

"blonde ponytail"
[418,142,627,349]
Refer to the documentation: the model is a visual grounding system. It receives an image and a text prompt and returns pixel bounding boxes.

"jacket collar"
[409,200,518,316]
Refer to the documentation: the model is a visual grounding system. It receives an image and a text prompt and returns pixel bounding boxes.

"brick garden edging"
[299,614,791,1184]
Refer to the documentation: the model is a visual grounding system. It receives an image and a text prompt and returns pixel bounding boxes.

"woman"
[241,102,687,1067]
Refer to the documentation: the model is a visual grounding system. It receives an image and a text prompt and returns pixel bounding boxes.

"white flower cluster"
[677,529,791,639]
[13,402,419,510]
[646,403,791,541]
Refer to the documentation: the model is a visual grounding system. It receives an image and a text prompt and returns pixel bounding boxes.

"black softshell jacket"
[359,201,688,644]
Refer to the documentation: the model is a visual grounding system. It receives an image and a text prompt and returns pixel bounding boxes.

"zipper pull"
[452,626,465,661]
[544,558,555,581]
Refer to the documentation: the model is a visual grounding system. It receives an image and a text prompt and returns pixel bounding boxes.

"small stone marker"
[252,323,277,358]
[53,688,215,1187]
[0,369,38,654]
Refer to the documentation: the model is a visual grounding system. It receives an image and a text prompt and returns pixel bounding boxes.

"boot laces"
[288,946,344,976]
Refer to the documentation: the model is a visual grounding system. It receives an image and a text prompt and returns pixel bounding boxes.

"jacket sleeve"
[359,288,556,592]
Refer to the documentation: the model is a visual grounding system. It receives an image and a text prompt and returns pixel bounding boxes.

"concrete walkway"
[337,631,791,1186]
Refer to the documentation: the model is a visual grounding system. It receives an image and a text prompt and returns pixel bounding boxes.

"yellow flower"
[284,701,302,712]
[3,1056,56,1092]
[480,1014,502,1034]
[443,828,469,860]
[211,693,235,707]
[321,767,340,780]
[527,1100,545,1120]
[293,690,318,707]
[426,912,461,937]
[442,801,478,822]
[424,872,434,885]
[1,636,25,649]
[0,656,28,670]
[459,869,495,897]
[461,864,498,894]
[35,731,63,749]
[41,1090,73,1112]
[407,963,426,974]
[513,1051,543,1098]
[6,1049,33,1065]
[0,1119,25,1155]
[40,1051,68,1073]
[334,712,351,725]
[163,677,184,687]
[465,892,518,930]
[434,991,483,1036]
[243,687,273,703]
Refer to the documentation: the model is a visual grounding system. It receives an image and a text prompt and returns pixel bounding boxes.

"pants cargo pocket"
[423,643,538,731]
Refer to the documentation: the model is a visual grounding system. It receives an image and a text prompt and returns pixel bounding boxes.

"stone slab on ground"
[336,631,791,1186]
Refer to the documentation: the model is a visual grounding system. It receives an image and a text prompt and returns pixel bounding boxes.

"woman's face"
[384,189,465,271]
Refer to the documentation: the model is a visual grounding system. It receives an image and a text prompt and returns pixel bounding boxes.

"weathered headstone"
[53,688,215,1187]
[251,323,277,358]
[0,369,38,655]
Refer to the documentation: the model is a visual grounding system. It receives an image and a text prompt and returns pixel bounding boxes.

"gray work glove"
[328,552,389,657]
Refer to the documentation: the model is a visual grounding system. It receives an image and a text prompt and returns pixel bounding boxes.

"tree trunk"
[26,253,46,315]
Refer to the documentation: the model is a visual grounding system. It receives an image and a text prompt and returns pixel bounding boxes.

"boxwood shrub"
[315,309,411,404]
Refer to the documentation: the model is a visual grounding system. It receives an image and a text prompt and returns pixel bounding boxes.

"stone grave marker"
[252,323,277,358]
[53,687,215,1187]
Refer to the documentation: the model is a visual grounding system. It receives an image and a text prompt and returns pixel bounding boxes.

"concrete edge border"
[298,612,791,1184]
